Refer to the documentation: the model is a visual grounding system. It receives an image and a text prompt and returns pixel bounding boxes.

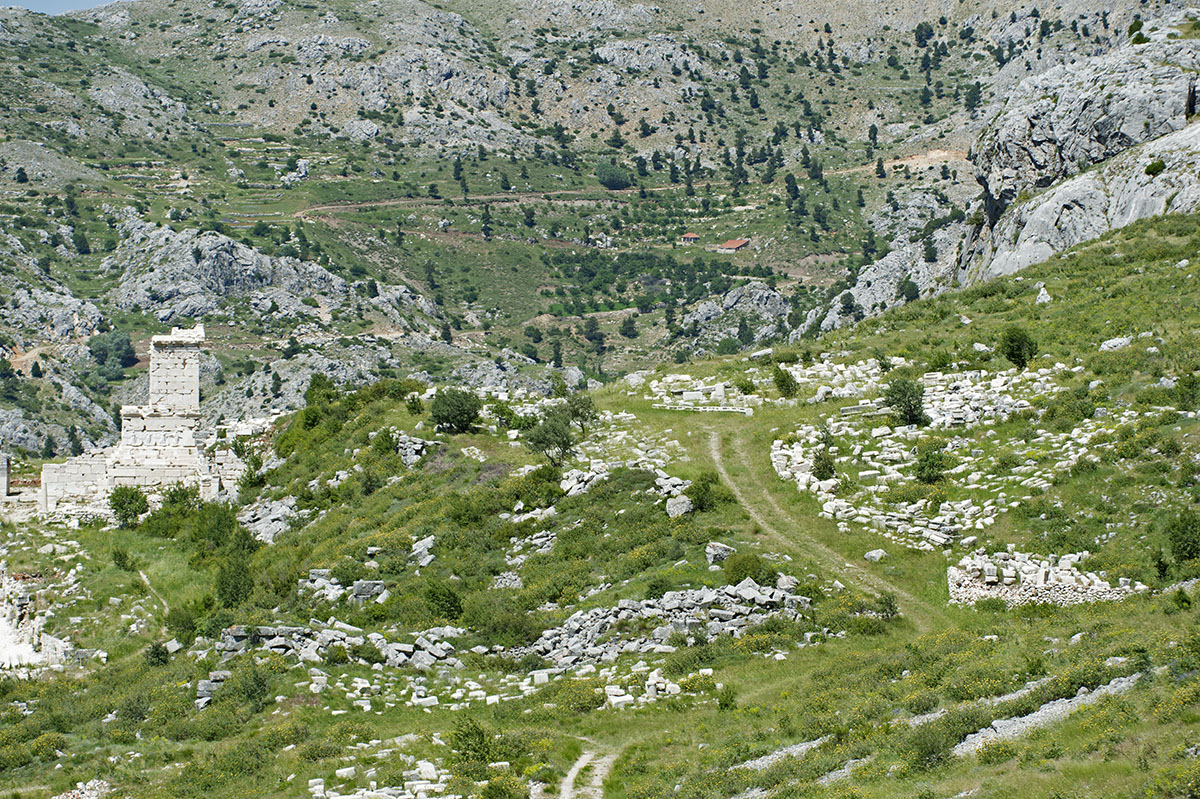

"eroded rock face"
[965,122,1200,281]
[105,212,347,322]
[682,281,790,346]
[971,37,1200,221]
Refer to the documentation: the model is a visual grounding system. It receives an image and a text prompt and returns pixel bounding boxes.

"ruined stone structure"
[40,326,224,513]
[0,453,9,497]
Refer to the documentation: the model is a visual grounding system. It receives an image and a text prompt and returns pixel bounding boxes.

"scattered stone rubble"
[51,781,112,799]
[769,362,1154,552]
[705,542,736,564]
[505,529,556,568]
[948,548,1148,607]
[213,621,465,680]
[239,495,307,544]
[305,745,453,799]
[646,374,757,415]
[511,578,812,667]
[559,466,609,496]
[389,430,436,467]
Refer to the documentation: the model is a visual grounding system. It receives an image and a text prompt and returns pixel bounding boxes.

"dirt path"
[706,430,936,632]
[561,749,617,799]
[139,570,170,624]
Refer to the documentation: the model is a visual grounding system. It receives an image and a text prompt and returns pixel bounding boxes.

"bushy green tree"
[109,485,148,528]
[884,378,930,426]
[525,407,575,467]
[914,440,955,483]
[1000,325,1038,369]
[565,392,599,437]
[1165,509,1200,564]
[595,161,632,190]
[431,388,482,434]
[773,366,799,398]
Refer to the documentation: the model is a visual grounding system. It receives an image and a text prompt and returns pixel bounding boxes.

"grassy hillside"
[2,213,1200,797]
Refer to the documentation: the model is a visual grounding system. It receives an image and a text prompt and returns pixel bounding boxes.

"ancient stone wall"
[40,453,108,511]
[40,326,224,513]
[947,549,1149,607]
[147,327,202,412]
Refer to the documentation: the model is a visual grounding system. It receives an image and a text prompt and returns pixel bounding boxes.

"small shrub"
[905,691,939,715]
[144,642,170,666]
[812,447,836,481]
[716,684,737,711]
[109,485,148,528]
[350,641,385,664]
[1145,159,1166,177]
[111,546,136,572]
[323,645,349,665]
[30,732,66,760]
[974,597,1008,613]
[685,470,735,512]
[724,553,777,586]
[645,575,673,599]
[977,739,1017,764]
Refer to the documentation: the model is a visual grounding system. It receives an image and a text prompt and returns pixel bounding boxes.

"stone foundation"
[947,549,1149,607]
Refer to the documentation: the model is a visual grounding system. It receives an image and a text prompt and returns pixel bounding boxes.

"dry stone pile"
[215,621,466,673]
[239,495,306,543]
[510,578,811,667]
[646,374,757,415]
[505,529,556,568]
[395,432,436,467]
[768,362,1146,552]
[948,548,1148,607]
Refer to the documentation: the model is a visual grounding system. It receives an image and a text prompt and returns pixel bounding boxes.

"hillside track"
[706,429,938,632]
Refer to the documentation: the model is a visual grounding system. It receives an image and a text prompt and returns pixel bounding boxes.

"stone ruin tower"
[40,326,220,513]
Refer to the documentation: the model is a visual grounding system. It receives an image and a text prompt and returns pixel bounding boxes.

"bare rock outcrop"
[972,35,1200,221]
[964,121,1200,281]
[105,213,348,322]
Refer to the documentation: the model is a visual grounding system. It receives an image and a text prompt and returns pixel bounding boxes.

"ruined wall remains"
[40,326,224,513]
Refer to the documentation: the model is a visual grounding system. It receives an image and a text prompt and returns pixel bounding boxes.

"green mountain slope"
[2,213,1199,798]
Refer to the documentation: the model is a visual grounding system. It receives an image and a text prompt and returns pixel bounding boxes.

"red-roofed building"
[717,238,750,253]
[680,232,700,245]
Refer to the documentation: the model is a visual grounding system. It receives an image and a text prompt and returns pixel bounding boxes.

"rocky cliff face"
[682,281,791,346]
[971,33,1200,222]
[965,122,1200,281]
[105,212,350,322]
[959,14,1200,283]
